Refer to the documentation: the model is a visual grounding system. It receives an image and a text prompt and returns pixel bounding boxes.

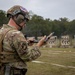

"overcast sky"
[0,0,75,21]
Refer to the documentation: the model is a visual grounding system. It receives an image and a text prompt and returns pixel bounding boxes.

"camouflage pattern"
[0,24,41,69]
[7,5,30,20]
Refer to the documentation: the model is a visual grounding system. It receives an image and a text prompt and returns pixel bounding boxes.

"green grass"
[26,48,75,75]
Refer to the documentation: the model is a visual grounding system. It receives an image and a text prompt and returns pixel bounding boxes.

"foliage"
[0,10,75,38]
[0,10,8,27]
[26,15,75,38]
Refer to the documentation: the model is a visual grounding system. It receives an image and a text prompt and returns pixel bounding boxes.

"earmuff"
[12,14,26,31]
[15,14,25,25]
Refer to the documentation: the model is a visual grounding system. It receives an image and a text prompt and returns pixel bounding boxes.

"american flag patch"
[20,7,28,12]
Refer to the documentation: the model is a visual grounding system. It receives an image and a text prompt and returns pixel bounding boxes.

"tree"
[0,10,8,27]
[67,20,75,36]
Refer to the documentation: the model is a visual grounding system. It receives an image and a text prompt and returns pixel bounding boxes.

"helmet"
[7,5,30,20]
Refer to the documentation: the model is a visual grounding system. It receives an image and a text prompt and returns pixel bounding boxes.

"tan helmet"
[7,5,30,20]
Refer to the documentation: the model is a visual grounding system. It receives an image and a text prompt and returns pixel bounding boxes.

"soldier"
[0,5,46,75]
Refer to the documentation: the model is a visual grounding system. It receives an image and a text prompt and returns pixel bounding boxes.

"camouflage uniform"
[0,24,41,74]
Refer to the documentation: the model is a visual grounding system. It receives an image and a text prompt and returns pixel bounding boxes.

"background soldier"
[0,5,46,75]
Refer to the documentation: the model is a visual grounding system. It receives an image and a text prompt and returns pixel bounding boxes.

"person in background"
[0,5,46,75]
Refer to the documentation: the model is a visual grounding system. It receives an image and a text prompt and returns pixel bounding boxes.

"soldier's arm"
[12,31,41,62]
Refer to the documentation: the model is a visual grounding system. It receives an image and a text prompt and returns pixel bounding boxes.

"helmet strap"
[13,14,25,30]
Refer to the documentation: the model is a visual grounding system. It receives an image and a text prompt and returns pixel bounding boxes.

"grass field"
[26,48,75,75]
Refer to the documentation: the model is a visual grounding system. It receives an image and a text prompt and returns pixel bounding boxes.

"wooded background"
[0,10,75,39]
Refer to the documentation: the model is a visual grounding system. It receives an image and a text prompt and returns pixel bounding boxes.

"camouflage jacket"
[0,24,41,69]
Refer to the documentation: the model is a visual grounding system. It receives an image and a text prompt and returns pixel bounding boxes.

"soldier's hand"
[36,35,46,47]
[27,37,35,46]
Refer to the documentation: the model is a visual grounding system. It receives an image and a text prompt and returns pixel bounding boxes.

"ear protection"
[15,14,25,25]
